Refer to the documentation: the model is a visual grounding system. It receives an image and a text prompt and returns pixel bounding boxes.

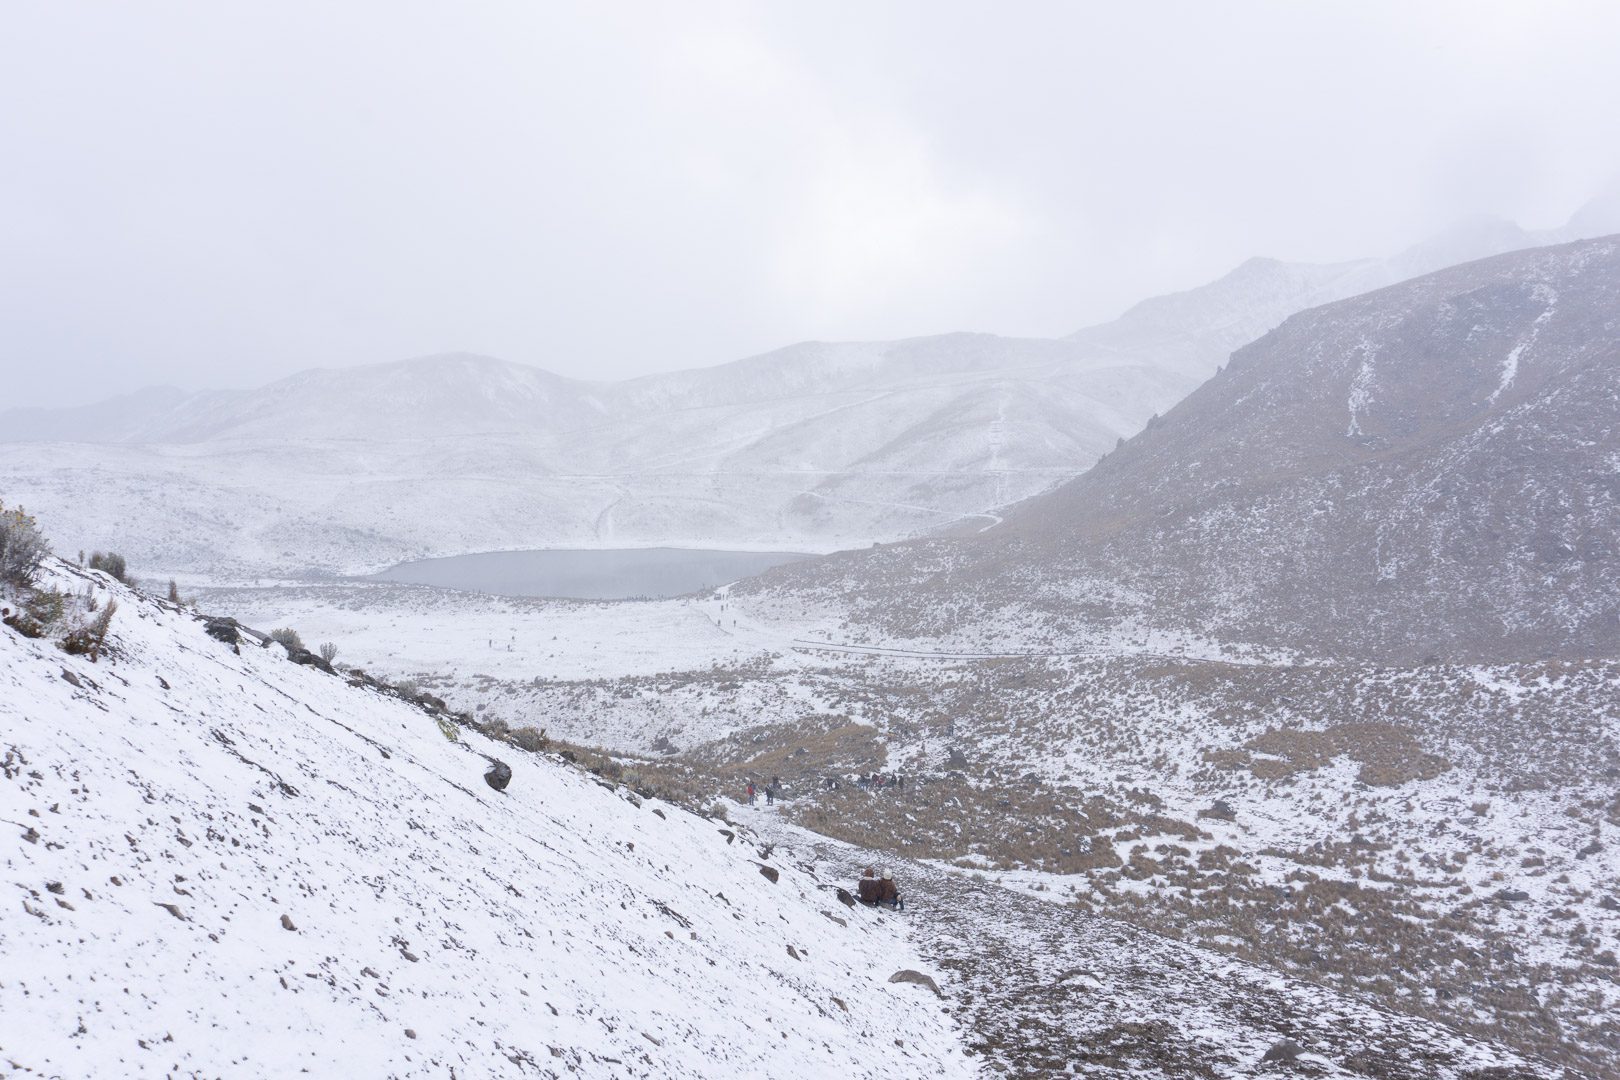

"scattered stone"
[758,864,780,884]
[835,888,856,908]
[280,914,297,932]
[786,944,800,960]
[60,669,83,688]
[45,881,64,894]
[718,829,735,845]
[21,826,39,844]
[404,1029,417,1040]
[651,808,665,819]
[1577,840,1602,859]
[154,902,185,921]
[822,911,847,927]
[888,969,942,997]
[1199,800,1237,822]
[1494,888,1531,904]
[830,996,847,1012]
[1262,1039,1305,1064]
[155,674,170,690]
[484,760,512,792]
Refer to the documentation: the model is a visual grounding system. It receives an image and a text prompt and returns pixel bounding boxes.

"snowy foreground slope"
[0,561,971,1078]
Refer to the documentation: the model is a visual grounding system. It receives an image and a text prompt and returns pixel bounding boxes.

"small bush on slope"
[268,626,305,652]
[0,499,48,588]
[86,550,128,584]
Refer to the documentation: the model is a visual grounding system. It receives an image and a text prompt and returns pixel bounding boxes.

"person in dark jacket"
[856,867,880,904]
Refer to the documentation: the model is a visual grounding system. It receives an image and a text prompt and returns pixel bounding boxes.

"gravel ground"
[754,812,1580,1080]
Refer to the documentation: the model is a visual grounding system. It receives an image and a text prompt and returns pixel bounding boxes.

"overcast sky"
[3,1,1619,408]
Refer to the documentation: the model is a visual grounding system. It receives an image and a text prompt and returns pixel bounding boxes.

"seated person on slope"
[875,869,903,910]
[856,867,881,904]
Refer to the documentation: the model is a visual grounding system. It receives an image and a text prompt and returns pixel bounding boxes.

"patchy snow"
[1489,283,1558,404]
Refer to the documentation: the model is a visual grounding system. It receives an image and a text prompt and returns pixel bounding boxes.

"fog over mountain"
[4,202,1616,580]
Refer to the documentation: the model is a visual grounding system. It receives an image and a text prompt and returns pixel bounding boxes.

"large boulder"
[484,760,512,792]
[1261,1039,1305,1064]
[203,618,241,650]
[287,648,335,674]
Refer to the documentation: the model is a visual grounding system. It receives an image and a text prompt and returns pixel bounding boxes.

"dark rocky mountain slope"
[748,235,1620,662]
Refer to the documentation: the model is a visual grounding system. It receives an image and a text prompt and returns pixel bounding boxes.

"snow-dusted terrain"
[5,208,1614,582]
[0,560,973,1078]
[7,196,1620,1078]
[190,572,1620,1073]
[4,561,1586,1077]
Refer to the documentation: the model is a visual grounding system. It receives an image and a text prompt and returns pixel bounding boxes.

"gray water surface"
[371,547,813,600]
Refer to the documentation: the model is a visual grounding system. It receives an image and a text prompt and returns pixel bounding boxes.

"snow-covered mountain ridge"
[744,234,1620,662]
[5,199,1616,579]
[0,559,972,1077]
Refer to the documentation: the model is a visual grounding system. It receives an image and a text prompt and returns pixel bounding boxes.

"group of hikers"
[746,771,904,803]
[819,772,905,792]
[743,776,782,806]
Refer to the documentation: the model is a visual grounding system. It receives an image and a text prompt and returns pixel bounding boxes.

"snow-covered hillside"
[7,202,1616,581]
[0,560,971,1078]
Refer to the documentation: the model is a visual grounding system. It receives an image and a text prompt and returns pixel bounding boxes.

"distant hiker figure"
[765,784,775,806]
[745,781,756,805]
